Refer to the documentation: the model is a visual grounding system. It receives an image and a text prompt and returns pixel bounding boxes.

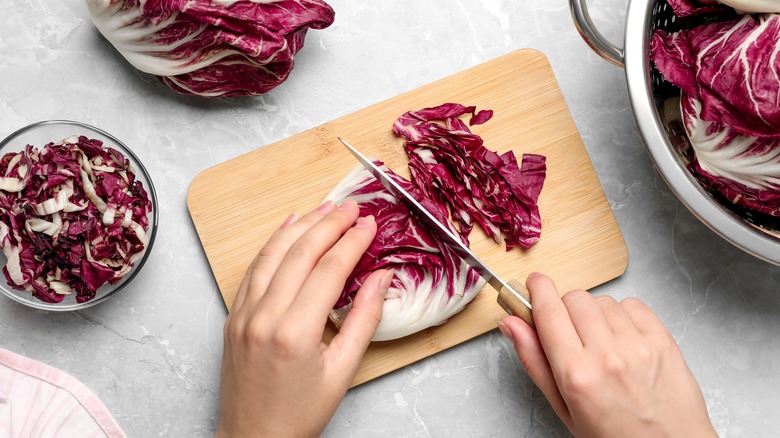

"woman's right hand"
[499,273,717,437]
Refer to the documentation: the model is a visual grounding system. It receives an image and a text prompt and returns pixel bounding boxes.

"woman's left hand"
[216,200,391,437]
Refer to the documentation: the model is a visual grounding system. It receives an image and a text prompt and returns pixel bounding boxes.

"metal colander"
[570,0,780,266]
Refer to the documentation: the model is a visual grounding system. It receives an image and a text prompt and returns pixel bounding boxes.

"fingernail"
[280,212,298,229]
[315,200,334,214]
[337,199,357,211]
[379,270,394,296]
[355,215,375,228]
[527,272,543,279]
[496,319,514,342]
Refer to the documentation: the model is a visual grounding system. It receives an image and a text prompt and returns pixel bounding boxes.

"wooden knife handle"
[496,279,535,329]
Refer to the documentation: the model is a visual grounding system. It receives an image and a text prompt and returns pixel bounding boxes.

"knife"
[338,137,534,328]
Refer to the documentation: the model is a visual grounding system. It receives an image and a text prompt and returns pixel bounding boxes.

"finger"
[500,316,574,431]
[526,273,583,367]
[289,215,378,334]
[620,297,668,335]
[594,295,640,336]
[561,289,612,347]
[232,212,299,312]
[326,269,389,386]
[258,200,361,316]
[236,201,336,313]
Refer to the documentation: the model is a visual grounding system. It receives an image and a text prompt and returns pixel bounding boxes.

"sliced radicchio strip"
[325,164,485,342]
[0,136,152,303]
[393,103,547,250]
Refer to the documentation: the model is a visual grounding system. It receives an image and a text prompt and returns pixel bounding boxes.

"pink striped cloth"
[0,348,126,438]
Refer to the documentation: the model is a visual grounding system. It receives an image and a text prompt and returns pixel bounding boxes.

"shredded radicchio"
[393,103,547,250]
[0,136,152,303]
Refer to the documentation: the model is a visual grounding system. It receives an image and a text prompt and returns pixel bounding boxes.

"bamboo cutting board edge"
[187,48,629,387]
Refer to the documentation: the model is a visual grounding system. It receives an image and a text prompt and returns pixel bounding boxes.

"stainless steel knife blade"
[338,137,534,327]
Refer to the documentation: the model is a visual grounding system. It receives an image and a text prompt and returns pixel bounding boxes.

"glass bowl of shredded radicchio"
[0,120,157,310]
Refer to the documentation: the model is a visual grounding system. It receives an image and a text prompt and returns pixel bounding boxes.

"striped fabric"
[0,349,125,438]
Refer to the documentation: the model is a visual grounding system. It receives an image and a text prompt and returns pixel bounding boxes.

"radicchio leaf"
[664,0,780,16]
[650,14,780,138]
[665,0,730,17]
[683,94,780,216]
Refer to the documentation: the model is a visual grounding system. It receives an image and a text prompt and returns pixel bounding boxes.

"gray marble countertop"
[2,0,779,436]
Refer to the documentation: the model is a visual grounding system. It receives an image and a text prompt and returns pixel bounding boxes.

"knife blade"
[338,137,534,328]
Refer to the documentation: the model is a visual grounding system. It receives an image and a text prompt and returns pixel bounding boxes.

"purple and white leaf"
[85,0,335,97]
[683,95,780,216]
[651,14,780,139]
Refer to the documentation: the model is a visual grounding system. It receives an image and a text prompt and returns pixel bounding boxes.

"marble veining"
[2,0,780,436]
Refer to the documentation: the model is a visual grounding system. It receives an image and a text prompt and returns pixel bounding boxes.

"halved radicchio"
[327,104,546,341]
[325,164,486,341]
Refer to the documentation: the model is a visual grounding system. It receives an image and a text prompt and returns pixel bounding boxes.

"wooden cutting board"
[187,49,628,387]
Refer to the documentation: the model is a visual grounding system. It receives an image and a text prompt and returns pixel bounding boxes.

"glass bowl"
[0,120,158,311]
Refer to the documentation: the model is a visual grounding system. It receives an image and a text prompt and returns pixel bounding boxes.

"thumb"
[328,270,390,368]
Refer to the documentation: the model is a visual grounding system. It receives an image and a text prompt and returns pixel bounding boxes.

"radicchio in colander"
[651,12,780,217]
[85,0,335,97]
[667,0,780,15]
[682,95,780,216]
[651,14,780,139]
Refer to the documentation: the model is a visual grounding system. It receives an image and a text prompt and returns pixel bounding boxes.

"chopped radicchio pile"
[327,104,546,341]
[86,0,335,97]
[394,103,547,250]
[0,136,152,303]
